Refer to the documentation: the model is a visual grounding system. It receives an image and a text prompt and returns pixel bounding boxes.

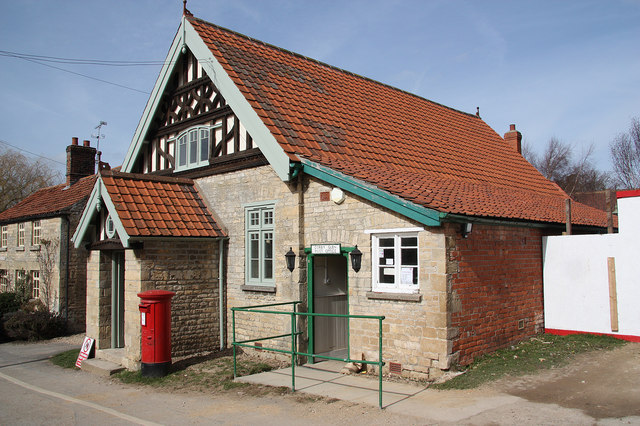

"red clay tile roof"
[100,170,226,239]
[0,175,96,223]
[189,17,608,228]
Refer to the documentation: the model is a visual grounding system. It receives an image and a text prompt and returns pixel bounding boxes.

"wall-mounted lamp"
[285,247,296,272]
[350,245,362,272]
[461,223,473,238]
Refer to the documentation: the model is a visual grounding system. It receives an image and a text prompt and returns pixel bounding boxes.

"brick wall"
[447,223,545,366]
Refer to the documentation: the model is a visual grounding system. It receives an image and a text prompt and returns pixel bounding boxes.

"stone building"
[73,13,610,376]
[0,139,96,332]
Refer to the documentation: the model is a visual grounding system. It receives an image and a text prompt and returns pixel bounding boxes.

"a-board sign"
[311,244,341,254]
[75,336,95,368]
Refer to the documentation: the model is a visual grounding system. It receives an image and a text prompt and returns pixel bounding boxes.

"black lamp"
[285,247,296,272]
[350,245,362,272]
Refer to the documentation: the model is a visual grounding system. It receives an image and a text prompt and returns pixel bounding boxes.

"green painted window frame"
[371,232,419,294]
[245,203,275,287]
[172,125,213,172]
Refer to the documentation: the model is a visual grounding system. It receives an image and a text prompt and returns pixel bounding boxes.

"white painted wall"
[543,195,640,338]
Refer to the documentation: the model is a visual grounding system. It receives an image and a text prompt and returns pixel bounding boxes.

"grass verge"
[50,349,80,369]
[115,353,283,394]
[432,333,626,390]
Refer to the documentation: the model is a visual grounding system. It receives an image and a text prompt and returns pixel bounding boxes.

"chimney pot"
[509,124,516,131]
[83,140,90,147]
[72,137,78,146]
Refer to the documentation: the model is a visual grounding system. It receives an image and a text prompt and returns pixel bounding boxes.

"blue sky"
[1,0,639,178]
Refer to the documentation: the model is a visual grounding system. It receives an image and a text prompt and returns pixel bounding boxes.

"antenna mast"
[92,121,107,163]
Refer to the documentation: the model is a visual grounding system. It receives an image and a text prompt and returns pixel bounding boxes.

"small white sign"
[141,312,146,326]
[312,244,341,254]
[383,267,395,276]
[75,336,95,368]
[401,268,414,284]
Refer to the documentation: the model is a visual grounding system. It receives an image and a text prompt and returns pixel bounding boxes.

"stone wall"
[196,166,451,378]
[447,223,545,366]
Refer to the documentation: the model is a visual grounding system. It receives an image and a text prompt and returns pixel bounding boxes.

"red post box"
[138,290,175,377]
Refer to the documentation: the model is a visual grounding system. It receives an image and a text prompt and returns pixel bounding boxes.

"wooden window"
[31,220,41,246]
[0,270,8,292]
[245,203,275,286]
[1,225,7,248]
[31,270,40,299]
[371,233,419,293]
[173,125,215,172]
[17,223,25,247]
[15,269,26,289]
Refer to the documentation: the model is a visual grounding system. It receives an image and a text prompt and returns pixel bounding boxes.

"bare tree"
[36,238,59,311]
[0,147,61,212]
[524,138,610,196]
[610,117,640,189]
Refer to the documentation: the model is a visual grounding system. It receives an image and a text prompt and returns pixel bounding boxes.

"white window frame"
[15,269,26,289]
[17,223,25,247]
[172,125,219,172]
[245,202,275,286]
[371,232,419,294]
[1,225,7,248]
[31,220,41,246]
[31,270,40,299]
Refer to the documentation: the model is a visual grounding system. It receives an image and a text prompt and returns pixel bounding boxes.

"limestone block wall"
[135,240,221,358]
[196,166,301,356]
[85,250,111,347]
[303,177,450,378]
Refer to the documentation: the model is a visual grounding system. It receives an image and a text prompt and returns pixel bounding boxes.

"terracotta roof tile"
[189,17,608,228]
[0,175,96,223]
[100,171,226,239]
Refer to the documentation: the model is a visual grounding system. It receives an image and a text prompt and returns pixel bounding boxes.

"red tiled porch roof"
[100,170,226,239]
[189,17,608,227]
[0,175,96,223]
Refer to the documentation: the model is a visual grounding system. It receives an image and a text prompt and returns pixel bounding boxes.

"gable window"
[31,270,40,299]
[173,126,212,172]
[32,220,41,246]
[0,270,8,292]
[17,223,25,247]
[1,225,7,248]
[245,203,275,286]
[371,232,419,293]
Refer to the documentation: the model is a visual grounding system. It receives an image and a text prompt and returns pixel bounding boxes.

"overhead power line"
[0,138,66,166]
[0,50,168,66]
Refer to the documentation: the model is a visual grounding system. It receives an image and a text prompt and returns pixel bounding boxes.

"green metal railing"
[231,301,386,408]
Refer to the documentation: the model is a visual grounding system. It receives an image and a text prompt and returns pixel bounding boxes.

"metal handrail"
[231,301,386,408]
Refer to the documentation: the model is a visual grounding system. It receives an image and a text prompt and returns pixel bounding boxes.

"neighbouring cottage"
[0,138,96,332]
[72,12,610,376]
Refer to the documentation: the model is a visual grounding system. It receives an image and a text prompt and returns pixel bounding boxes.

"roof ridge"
[188,15,481,120]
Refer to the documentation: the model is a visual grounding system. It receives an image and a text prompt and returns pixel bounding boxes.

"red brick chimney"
[504,124,522,154]
[66,137,96,186]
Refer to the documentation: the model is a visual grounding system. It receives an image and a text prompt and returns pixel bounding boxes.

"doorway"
[111,251,125,349]
[309,254,348,360]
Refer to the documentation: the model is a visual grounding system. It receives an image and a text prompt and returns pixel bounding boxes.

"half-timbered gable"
[134,48,261,176]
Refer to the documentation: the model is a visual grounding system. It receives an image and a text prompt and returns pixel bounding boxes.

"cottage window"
[17,223,25,247]
[32,220,41,246]
[371,232,419,293]
[245,203,275,286]
[31,270,40,299]
[0,270,8,292]
[1,225,7,248]
[15,270,26,289]
[173,126,213,172]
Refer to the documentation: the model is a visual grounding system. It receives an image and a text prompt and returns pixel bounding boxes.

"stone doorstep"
[81,358,125,377]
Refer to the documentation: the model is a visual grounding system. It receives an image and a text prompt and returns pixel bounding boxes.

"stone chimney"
[504,124,522,154]
[66,137,96,186]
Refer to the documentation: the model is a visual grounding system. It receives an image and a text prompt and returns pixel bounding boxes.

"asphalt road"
[1,339,639,425]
